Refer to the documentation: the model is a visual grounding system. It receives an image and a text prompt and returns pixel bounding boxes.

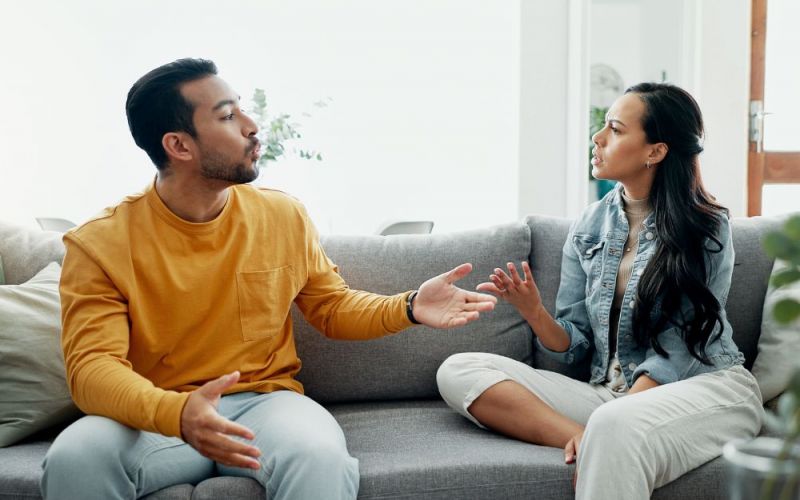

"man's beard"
[199,148,259,184]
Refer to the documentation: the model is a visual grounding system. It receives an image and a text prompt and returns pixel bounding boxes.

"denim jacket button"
[645,232,654,240]
[628,362,637,370]
[629,300,635,309]
[636,268,643,276]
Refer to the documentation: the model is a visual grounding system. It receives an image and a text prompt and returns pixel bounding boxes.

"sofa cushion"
[0,255,5,285]
[0,399,756,500]
[329,400,728,500]
[0,221,64,286]
[295,222,533,403]
[726,216,785,368]
[525,215,591,381]
[751,258,800,402]
[0,262,81,447]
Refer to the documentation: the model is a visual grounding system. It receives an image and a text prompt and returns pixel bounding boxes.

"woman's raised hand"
[476,261,543,322]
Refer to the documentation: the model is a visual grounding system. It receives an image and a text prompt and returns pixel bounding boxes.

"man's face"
[180,75,261,184]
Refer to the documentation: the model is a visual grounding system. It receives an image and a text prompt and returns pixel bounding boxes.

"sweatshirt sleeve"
[293,211,414,339]
[60,234,190,437]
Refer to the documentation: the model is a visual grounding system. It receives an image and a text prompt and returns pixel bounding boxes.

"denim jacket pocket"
[573,235,605,295]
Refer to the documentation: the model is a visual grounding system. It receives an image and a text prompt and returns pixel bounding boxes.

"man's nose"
[243,112,258,136]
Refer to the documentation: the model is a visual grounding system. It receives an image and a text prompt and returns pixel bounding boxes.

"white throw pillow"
[0,262,80,446]
[751,259,800,402]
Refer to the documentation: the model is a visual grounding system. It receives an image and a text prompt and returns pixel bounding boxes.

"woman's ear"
[649,142,668,165]
[162,132,194,164]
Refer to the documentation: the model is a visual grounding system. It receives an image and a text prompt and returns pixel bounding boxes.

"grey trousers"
[436,353,764,500]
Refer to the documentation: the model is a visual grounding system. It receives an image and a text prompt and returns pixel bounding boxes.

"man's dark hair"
[125,58,218,169]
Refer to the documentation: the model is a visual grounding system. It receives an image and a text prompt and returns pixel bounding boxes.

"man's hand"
[413,263,497,328]
[181,371,261,469]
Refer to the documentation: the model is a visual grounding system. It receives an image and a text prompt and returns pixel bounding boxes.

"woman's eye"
[223,113,234,120]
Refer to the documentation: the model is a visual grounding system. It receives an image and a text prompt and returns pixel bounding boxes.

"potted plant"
[250,88,329,169]
[724,214,800,499]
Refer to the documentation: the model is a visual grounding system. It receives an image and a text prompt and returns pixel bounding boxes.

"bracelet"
[406,290,421,324]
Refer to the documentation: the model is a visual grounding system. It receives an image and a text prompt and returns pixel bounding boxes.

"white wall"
[0,0,758,233]
[518,0,570,218]
[693,0,751,216]
[0,0,519,233]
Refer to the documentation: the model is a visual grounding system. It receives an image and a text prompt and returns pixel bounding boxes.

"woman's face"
[591,93,659,192]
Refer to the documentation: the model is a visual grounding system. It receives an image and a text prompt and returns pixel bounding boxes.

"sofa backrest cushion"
[525,215,592,380]
[0,221,64,285]
[525,214,783,376]
[294,222,534,403]
[726,216,784,368]
[0,262,81,447]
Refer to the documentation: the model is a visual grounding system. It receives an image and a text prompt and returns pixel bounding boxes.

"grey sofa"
[0,214,783,500]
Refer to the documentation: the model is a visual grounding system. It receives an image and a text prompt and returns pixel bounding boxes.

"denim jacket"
[537,185,744,387]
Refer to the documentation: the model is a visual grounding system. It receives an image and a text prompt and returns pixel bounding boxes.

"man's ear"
[162,132,195,163]
[649,142,668,165]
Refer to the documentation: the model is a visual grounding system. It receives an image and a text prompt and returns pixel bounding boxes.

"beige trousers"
[436,352,765,500]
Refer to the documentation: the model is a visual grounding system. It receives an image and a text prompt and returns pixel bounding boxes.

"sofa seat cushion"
[329,400,729,500]
[0,399,741,500]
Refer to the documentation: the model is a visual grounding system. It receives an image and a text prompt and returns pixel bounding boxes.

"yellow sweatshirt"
[60,183,413,438]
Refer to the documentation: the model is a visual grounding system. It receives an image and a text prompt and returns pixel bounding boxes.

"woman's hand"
[565,428,585,490]
[564,429,584,465]
[477,261,543,322]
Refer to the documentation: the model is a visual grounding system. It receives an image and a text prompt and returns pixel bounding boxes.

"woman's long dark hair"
[627,83,729,363]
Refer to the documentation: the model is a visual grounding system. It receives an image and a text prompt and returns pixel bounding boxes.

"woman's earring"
[646,161,651,169]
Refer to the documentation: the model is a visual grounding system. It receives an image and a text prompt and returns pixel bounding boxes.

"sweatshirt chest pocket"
[236,266,296,342]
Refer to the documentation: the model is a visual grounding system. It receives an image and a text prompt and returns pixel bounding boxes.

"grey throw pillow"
[0,221,65,285]
[751,259,800,402]
[0,262,80,446]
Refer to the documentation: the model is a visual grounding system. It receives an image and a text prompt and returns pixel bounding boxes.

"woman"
[436,83,764,499]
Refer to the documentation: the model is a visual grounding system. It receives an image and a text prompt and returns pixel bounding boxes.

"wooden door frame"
[748,0,800,216]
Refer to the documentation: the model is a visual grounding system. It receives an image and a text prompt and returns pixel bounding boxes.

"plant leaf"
[773,298,800,324]
[763,233,799,261]
[764,411,787,435]
[771,268,800,289]
[778,392,798,421]
[784,215,800,241]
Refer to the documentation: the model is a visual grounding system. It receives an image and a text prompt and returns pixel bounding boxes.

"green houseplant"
[250,88,328,169]
[724,214,800,499]
[589,105,616,200]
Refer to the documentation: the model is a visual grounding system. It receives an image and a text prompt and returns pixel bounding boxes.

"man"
[41,58,496,500]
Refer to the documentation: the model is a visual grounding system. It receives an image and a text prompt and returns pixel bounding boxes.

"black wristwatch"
[406,290,421,324]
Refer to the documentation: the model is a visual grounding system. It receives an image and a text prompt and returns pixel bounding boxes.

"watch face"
[591,64,624,108]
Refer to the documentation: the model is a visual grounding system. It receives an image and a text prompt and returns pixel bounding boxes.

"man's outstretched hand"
[413,263,497,328]
[181,371,261,469]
